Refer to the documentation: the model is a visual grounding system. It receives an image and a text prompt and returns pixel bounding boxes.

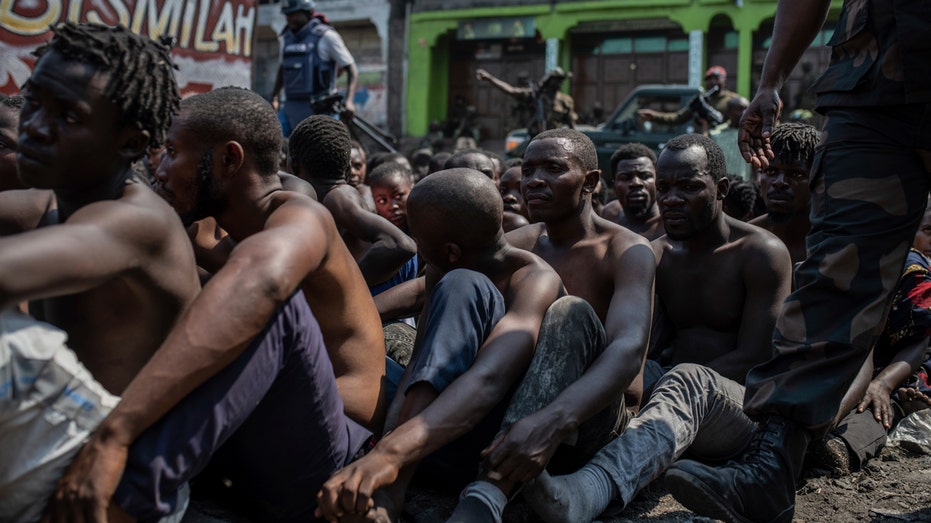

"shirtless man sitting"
[749,122,820,265]
[0,23,200,522]
[315,168,565,522]
[44,86,379,522]
[289,115,417,289]
[599,143,665,240]
[446,128,656,521]
[649,133,792,384]
[181,113,386,432]
[523,133,792,522]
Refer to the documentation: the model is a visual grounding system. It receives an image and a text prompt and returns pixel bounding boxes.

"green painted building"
[403,0,842,139]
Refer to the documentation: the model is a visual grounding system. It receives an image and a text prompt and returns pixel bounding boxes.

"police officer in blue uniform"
[271,0,358,136]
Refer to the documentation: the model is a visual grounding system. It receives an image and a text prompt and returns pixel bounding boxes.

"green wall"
[406,0,837,136]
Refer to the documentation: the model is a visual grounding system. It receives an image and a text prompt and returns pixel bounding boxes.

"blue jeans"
[590,364,757,509]
[407,269,507,491]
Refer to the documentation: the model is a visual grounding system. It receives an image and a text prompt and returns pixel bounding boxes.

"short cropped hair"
[180,87,282,176]
[661,133,727,181]
[407,168,502,249]
[530,128,598,172]
[610,143,656,180]
[289,115,351,182]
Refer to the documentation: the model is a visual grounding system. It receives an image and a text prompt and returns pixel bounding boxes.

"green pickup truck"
[582,84,702,171]
[506,84,702,172]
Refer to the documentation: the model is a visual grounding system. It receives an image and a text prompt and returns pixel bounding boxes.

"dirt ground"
[183,437,931,523]
[399,442,931,523]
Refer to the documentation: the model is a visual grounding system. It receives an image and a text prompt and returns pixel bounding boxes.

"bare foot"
[897,387,931,416]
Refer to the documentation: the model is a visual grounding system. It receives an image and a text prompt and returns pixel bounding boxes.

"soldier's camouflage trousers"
[744,104,931,436]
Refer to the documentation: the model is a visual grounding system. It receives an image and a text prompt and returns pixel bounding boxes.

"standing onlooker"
[666,1,931,522]
[271,0,358,136]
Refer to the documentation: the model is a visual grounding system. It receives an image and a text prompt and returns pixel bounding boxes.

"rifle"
[310,92,399,153]
[687,85,725,126]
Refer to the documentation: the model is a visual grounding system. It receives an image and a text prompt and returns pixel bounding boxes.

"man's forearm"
[358,240,417,287]
[376,364,520,466]
[374,277,425,321]
[344,63,358,105]
[758,0,831,90]
[272,66,283,100]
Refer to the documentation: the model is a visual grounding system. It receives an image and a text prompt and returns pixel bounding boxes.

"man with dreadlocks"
[50,86,376,522]
[271,0,359,135]
[0,22,199,522]
[749,122,820,265]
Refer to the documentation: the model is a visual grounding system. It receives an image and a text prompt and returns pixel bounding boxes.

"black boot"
[664,416,810,523]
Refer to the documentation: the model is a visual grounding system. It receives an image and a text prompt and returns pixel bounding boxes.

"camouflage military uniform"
[511,89,577,137]
[743,0,931,436]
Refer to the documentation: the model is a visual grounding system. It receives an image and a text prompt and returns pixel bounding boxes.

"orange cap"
[704,66,727,78]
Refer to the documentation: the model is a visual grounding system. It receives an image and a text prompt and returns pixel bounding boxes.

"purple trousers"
[114,291,371,522]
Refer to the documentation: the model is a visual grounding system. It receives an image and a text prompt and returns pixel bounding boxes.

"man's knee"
[537,296,604,357]
[435,268,494,295]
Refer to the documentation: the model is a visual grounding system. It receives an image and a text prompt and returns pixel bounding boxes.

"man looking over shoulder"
[289,115,417,289]
[271,0,358,134]
[0,22,199,523]
[48,87,374,522]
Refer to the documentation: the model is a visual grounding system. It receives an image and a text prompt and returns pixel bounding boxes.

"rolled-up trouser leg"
[407,269,507,491]
[590,364,757,506]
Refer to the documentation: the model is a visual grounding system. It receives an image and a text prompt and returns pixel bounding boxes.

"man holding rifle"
[271,0,359,135]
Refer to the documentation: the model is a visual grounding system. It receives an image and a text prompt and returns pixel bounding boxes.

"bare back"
[10,180,200,394]
[272,191,387,430]
[652,216,791,382]
[323,184,376,259]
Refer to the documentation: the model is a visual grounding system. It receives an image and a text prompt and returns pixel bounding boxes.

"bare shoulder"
[601,199,622,222]
[279,171,318,201]
[504,222,546,250]
[510,247,564,295]
[597,215,651,252]
[650,234,671,263]
[271,190,338,233]
[731,217,787,256]
[323,183,365,208]
[729,217,791,271]
[70,180,187,248]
